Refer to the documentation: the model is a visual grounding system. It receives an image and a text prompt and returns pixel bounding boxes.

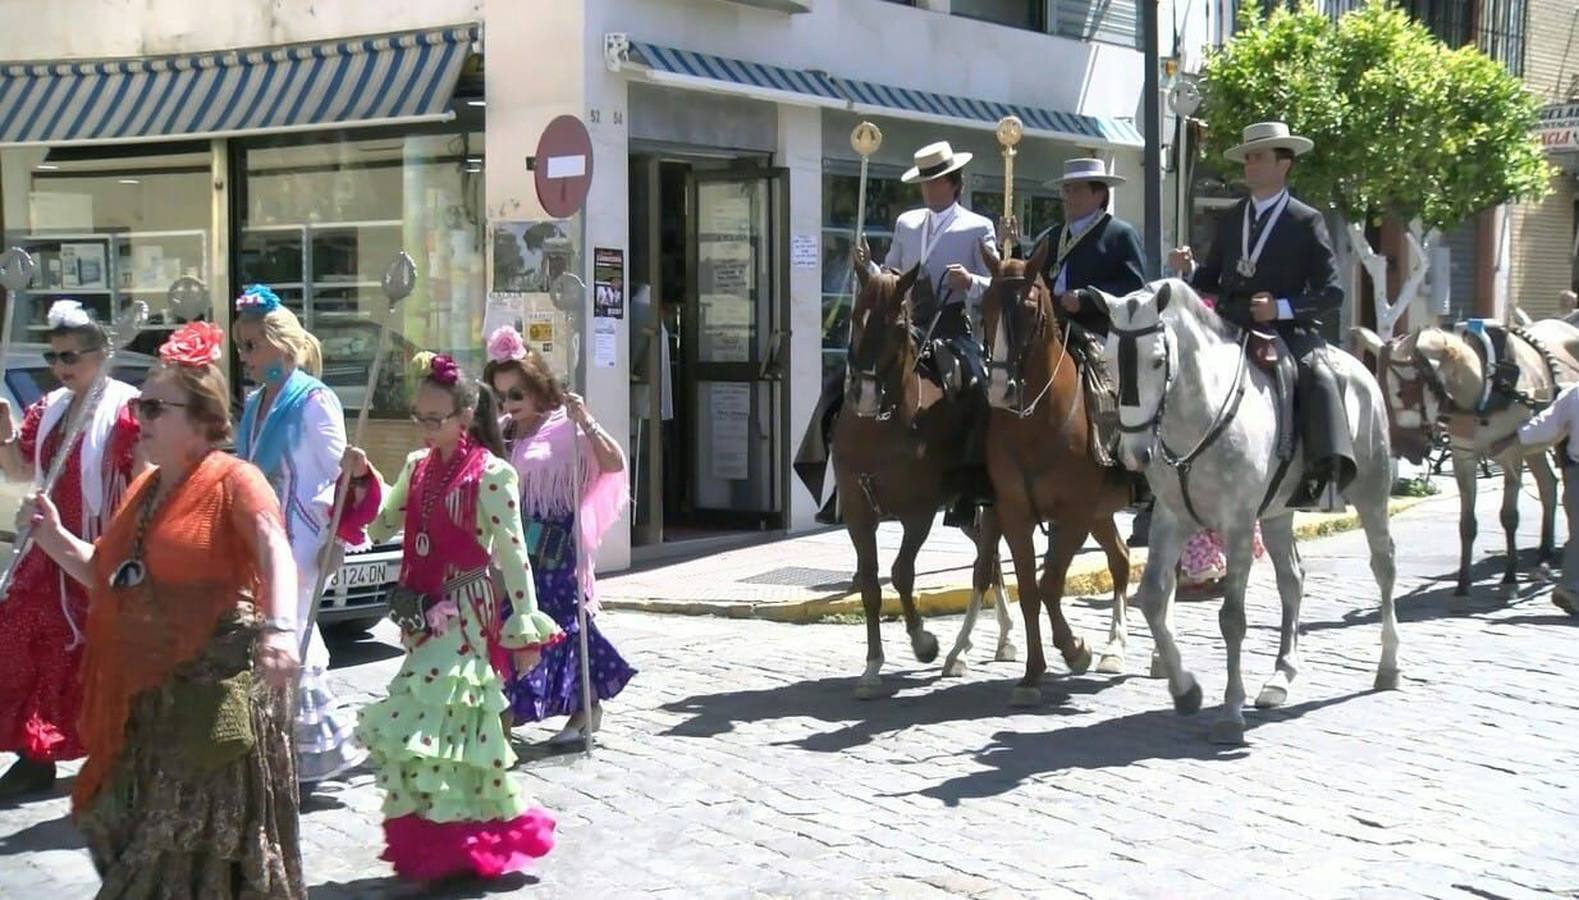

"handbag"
[386,583,432,634]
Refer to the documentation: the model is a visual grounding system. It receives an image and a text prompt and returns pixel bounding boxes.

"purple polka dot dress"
[501,512,636,721]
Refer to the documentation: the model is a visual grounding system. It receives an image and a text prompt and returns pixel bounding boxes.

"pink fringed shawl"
[509,407,629,614]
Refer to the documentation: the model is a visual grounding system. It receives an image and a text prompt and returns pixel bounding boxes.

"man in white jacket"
[1513,384,1579,614]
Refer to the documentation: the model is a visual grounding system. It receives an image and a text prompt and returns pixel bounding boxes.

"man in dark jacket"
[1169,121,1351,508]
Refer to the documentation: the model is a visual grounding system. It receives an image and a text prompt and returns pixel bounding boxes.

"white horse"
[1096,280,1399,744]
[1352,321,1579,596]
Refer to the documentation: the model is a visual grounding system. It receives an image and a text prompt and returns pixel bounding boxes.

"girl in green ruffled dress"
[341,352,562,882]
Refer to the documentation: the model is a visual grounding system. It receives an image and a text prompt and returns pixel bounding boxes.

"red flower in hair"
[429,354,460,386]
[159,321,224,367]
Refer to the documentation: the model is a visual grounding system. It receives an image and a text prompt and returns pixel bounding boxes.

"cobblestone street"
[2,489,1577,898]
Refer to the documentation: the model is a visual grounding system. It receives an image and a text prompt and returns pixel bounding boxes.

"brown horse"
[834,262,1014,699]
[979,239,1135,706]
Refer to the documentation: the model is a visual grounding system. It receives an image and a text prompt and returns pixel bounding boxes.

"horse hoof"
[1065,642,1093,675]
[995,644,1018,663]
[1209,719,1247,746]
[1009,686,1042,708]
[854,677,883,700]
[913,631,940,664]
[1373,667,1400,692]
[1149,653,1167,679]
[1254,683,1289,709]
[1096,653,1126,675]
[942,656,968,678]
[1173,681,1203,716]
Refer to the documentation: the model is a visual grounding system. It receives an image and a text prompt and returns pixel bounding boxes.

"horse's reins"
[1112,318,1251,526]
[989,275,1068,420]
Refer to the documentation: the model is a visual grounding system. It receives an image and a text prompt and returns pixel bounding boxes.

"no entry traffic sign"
[534,115,594,218]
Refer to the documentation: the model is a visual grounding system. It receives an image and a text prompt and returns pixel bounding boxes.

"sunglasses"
[410,412,459,430]
[131,398,189,421]
[498,387,531,404]
[44,349,96,366]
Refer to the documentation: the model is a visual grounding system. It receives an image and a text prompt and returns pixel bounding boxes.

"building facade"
[0,0,1209,571]
[1515,0,1579,319]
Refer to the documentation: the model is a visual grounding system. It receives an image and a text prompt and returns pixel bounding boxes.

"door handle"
[759,329,789,380]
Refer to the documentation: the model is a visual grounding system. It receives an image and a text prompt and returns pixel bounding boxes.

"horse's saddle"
[1246,329,1298,462]
[1455,319,1522,414]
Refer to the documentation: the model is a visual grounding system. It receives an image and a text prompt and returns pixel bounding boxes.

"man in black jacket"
[1169,121,1352,508]
[1032,158,1147,334]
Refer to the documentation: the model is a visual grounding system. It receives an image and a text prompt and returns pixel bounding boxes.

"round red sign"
[534,115,595,219]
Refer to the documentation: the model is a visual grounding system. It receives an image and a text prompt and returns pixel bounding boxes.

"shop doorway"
[628,152,789,555]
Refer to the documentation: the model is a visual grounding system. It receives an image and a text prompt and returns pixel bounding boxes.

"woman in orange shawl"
[27,322,305,899]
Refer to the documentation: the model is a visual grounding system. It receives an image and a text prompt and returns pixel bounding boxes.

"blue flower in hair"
[236,284,282,317]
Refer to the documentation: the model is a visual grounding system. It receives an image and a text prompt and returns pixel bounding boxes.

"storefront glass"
[235,123,486,417]
[821,166,909,381]
[0,143,214,360]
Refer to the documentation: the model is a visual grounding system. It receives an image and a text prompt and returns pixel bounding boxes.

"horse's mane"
[1155,278,1236,343]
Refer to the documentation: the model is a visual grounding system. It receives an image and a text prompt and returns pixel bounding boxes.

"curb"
[601,495,1435,624]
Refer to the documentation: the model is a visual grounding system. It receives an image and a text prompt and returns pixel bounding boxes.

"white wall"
[0,0,483,60]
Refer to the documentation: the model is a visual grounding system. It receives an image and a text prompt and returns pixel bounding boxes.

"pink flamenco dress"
[344,437,563,882]
[1178,524,1265,598]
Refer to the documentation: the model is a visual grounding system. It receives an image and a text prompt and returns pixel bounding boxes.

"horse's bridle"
[845,296,916,421]
[1376,341,1448,459]
[986,274,1066,418]
[1109,317,1250,525]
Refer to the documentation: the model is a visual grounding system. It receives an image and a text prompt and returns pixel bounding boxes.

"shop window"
[235,124,486,419]
[969,183,1063,250]
[821,168,910,382]
[0,143,214,361]
[952,0,1045,31]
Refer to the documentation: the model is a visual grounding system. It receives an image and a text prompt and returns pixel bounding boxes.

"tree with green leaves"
[1197,0,1551,340]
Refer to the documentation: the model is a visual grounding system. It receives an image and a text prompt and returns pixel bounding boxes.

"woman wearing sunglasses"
[0,300,143,799]
[26,321,305,897]
[338,352,559,883]
[483,326,634,746]
[231,284,367,795]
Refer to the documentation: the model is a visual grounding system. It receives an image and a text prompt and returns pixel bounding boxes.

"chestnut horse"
[835,262,1015,699]
[979,239,1135,707]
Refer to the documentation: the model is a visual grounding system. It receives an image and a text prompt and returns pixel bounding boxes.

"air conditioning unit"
[721,0,813,12]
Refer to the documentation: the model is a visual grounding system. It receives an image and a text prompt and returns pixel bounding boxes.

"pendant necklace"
[413,442,469,558]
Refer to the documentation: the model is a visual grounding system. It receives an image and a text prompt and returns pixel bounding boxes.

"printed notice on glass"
[792,233,819,270]
[593,317,617,369]
[710,383,751,481]
[701,294,752,363]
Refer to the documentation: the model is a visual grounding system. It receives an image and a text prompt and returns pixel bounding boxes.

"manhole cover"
[739,566,851,588]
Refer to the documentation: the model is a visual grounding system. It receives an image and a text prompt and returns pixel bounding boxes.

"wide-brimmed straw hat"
[1223,121,1314,163]
[1049,158,1126,188]
[901,141,973,184]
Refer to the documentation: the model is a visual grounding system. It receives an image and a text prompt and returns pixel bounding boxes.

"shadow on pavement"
[0,812,82,856]
[327,635,404,669]
[909,690,1369,806]
[315,871,538,899]
[1302,557,1569,635]
[660,669,1132,753]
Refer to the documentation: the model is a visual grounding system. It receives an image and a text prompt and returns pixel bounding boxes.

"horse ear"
[979,239,1000,279]
[896,263,921,302]
[1025,235,1051,283]
[1155,280,1173,314]
[853,251,871,291]
[1350,327,1384,358]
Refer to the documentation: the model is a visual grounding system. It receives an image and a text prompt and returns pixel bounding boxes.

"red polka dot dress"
[0,397,138,761]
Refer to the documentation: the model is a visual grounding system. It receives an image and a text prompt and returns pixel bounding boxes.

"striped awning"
[0,25,477,147]
[615,39,1142,149]
[832,76,1144,149]
[625,41,844,109]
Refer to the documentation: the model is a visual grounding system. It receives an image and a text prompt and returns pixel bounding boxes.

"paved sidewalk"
[600,495,1437,623]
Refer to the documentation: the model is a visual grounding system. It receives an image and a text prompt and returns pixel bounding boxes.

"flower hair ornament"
[46,299,94,330]
[409,351,460,386]
[159,321,225,368]
[485,325,527,363]
[235,284,282,318]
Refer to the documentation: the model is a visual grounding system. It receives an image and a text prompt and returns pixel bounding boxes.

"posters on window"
[709,382,751,481]
[593,247,624,319]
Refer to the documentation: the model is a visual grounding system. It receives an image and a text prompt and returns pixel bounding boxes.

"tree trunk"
[1346,217,1439,343]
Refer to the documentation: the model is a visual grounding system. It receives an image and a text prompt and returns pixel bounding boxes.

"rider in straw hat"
[1168,121,1351,509]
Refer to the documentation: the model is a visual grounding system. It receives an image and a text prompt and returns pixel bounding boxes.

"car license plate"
[329,560,387,590]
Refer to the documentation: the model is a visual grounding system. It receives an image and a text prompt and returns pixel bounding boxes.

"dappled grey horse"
[1097,280,1399,745]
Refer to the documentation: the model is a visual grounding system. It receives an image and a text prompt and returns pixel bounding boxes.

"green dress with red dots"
[349,439,562,881]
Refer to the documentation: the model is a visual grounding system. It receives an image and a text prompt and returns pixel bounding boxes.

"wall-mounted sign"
[1537,102,1579,155]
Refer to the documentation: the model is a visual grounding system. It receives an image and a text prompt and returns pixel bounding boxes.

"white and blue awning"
[0,25,477,147]
[613,37,1142,150]
[624,41,845,110]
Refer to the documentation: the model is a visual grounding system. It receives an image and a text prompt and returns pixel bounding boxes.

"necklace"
[111,470,176,588]
[412,442,470,558]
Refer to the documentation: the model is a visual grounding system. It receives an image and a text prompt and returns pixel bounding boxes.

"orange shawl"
[74,451,283,812]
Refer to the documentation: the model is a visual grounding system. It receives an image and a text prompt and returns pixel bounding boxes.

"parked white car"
[0,344,398,638]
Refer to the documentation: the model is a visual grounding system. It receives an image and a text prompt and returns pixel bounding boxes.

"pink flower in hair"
[429,354,460,386]
[486,326,527,363]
